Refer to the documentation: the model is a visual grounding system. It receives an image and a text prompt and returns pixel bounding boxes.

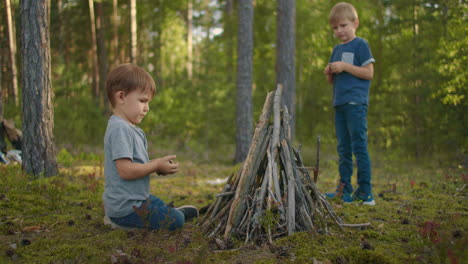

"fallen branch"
[340,223,372,228]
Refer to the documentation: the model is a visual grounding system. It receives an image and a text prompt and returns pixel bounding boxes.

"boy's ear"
[115,91,126,103]
[354,18,360,28]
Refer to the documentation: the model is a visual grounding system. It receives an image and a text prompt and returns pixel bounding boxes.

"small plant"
[418,221,440,244]
[260,207,279,233]
[57,148,74,167]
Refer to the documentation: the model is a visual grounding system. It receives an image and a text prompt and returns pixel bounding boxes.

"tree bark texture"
[234,0,254,163]
[276,0,296,139]
[21,0,58,177]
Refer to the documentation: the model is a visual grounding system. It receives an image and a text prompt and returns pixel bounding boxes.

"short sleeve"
[109,126,134,161]
[329,46,337,63]
[358,39,375,67]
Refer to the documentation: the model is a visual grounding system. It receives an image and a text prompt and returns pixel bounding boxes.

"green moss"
[330,246,400,264]
[1,156,466,263]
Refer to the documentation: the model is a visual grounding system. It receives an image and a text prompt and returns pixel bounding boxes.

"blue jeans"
[110,195,185,231]
[335,103,372,196]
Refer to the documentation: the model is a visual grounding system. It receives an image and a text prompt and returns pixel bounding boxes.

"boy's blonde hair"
[106,63,156,108]
[329,2,358,24]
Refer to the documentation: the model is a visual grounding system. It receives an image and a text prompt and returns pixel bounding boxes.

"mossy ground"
[0,148,466,264]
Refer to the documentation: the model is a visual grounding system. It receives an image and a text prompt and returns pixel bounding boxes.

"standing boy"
[324,2,375,205]
[103,63,198,230]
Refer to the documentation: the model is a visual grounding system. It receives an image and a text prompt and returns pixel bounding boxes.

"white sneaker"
[362,199,376,206]
[103,216,137,231]
[176,205,199,221]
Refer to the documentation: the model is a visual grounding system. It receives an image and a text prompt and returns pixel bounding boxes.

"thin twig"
[340,223,371,228]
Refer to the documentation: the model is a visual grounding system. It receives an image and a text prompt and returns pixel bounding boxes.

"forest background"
[0,0,466,166]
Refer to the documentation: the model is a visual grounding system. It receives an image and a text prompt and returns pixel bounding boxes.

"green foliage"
[2,0,465,165]
[260,207,280,231]
[54,91,106,147]
[57,148,74,167]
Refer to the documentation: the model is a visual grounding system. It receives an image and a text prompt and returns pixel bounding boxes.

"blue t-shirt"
[102,115,150,218]
[329,37,375,106]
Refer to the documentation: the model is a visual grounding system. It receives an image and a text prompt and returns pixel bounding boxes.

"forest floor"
[0,148,466,264]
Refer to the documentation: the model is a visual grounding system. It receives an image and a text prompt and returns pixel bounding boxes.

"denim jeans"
[335,103,372,196]
[110,195,184,231]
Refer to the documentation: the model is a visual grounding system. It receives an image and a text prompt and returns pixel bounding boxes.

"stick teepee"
[199,85,349,243]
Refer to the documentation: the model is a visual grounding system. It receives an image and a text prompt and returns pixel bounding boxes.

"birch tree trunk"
[187,0,193,80]
[130,0,137,64]
[5,0,18,105]
[276,0,296,139]
[88,0,100,98]
[234,0,253,163]
[21,0,58,177]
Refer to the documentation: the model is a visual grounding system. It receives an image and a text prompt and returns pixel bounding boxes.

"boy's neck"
[112,110,136,127]
[341,36,356,44]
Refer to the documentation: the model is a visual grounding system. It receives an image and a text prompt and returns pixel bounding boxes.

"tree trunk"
[88,0,100,98]
[187,0,193,80]
[5,0,18,106]
[0,13,3,120]
[154,1,163,89]
[412,0,422,158]
[112,0,119,67]
[234,0,254,163]
[96,1,108,107]
[130,0,137,64]
[276,0,296,140]
[21,0,58,177]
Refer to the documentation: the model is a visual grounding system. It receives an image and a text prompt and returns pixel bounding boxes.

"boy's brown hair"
[329,2,358,24]
[106,63,156,108]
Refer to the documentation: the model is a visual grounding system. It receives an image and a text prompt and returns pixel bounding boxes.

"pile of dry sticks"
[199,85,368,244]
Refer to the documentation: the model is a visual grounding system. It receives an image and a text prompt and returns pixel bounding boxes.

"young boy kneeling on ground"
[103,63,198,230]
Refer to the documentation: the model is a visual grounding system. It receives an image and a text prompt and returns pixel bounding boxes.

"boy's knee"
[169,209,185,230]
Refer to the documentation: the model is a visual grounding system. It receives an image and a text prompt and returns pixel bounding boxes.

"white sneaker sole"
[362,200,376,206]
[103,216,138,231]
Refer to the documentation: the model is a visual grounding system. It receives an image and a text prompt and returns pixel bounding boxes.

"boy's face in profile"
[115,89,153,125]
[331,18,358,43]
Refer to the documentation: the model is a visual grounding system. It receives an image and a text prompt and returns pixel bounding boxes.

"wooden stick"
[216,191,235,198]
[211,184,232,217]
[270,85,285,218]
[225,93,273,240]
[202,199,233,231]
[297,166,315,170]
[271,84,282,153]
[314,136,321,183]
[280,139,295,235]
[340,223,371,228]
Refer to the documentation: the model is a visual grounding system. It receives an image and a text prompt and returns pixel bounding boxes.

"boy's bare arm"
[115,155,179,180]
[329,61,374,80]
[324,64,334,84]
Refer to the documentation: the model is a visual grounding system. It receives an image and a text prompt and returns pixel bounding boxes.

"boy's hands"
[155,155,179,175]
[326,61,374,80]
[324,64,333,84]
[328,61,346,74]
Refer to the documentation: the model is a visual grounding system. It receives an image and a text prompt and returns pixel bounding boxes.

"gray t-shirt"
[103,115,150,218]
